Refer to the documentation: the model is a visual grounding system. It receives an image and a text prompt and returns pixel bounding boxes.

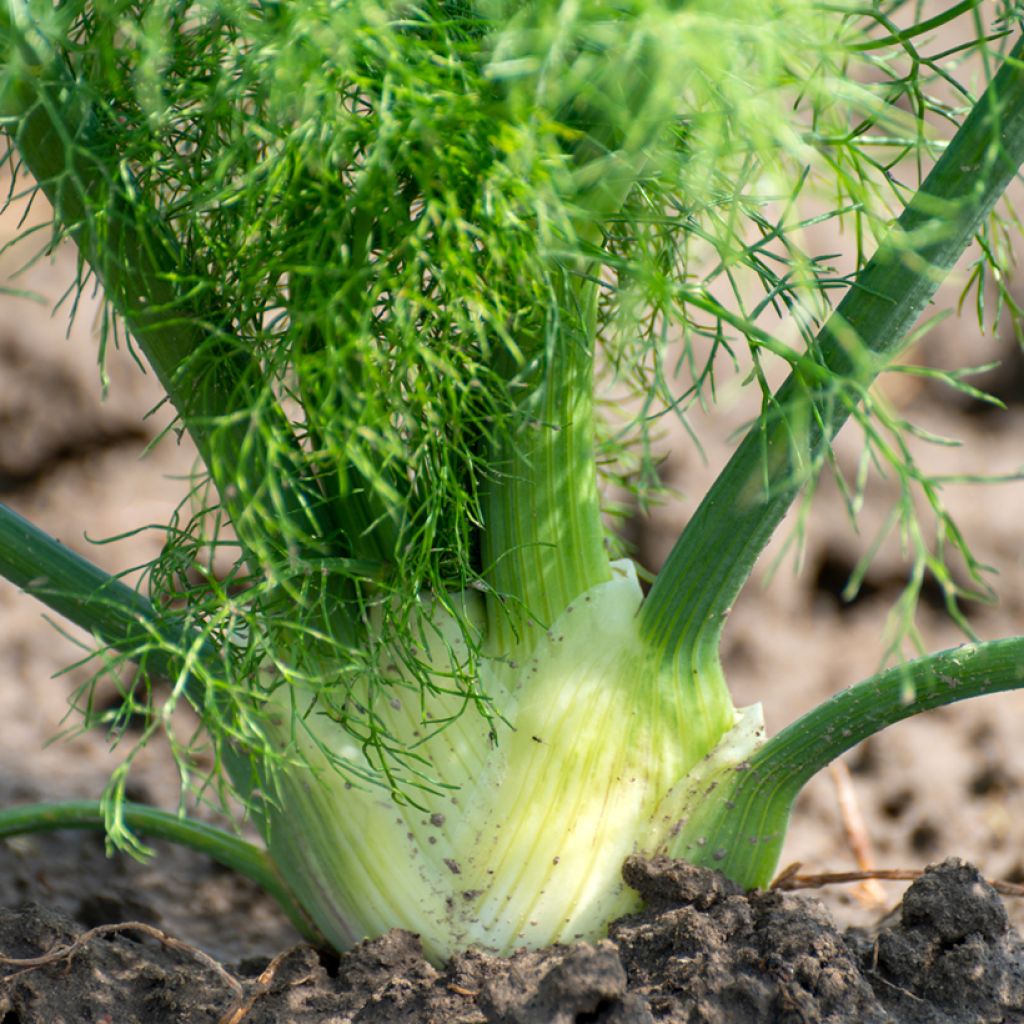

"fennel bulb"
[262,560,753,961]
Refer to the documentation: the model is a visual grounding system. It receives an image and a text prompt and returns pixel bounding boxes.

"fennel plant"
[1,0,1024,961]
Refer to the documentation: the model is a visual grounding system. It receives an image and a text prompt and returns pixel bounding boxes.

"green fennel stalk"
[0,0,1023,961]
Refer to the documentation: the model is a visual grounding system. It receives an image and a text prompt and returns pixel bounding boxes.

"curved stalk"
[0,503,209,704]
[640,34,1024,661]
[675,636,1024,887]
[0,800,322,943]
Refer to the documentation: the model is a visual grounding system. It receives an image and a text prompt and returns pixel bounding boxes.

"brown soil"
[1,857,1022,1022]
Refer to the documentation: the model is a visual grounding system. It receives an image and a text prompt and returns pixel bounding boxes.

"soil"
[0,857,1022,1022]
[2,127,1024,1022]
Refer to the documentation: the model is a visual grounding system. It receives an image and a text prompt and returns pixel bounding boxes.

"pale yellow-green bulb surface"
[260,561,761,962]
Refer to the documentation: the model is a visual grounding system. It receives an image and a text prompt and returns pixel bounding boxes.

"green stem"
[0,800,322,943]
[640,34,1024,659]
[851,0,982,51]
[680,635,1024,887]
[481,277,611,650]
[0,503,210,702]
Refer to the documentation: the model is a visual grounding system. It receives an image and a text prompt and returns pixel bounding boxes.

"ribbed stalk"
[640,33,1024,662]
[481,276,611,650]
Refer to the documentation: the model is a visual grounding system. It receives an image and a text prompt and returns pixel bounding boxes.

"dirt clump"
[0,855,1021,1022]
[613,856,1024,1022]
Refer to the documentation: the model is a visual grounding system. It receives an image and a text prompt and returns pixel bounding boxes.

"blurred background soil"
[1,174,1023,965]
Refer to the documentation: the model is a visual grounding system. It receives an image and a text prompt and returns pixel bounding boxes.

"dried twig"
[771,863,1024,899]
[829,760,887,907]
